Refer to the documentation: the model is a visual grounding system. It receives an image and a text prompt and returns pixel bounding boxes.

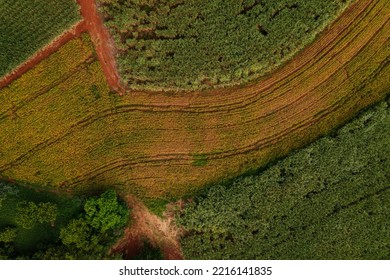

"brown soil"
[110,196,184,260]
[77,0,126,94]
[0,21,87,90]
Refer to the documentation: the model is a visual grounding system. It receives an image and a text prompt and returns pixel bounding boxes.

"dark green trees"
[15,202,57,229]
[57,190,129,259]
[84,190,129,233]
[178,99,390,259]
[0,227,17,243]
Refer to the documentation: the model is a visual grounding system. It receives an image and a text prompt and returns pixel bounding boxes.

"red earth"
[76,0,126,94]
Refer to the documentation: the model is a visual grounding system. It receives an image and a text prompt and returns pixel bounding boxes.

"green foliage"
[54,190,129,259]
[0,181,82,257]
[60,218,103,253]
[15,201,57,229]
[0,0,80,77]
[15,202,38,229]
[0,187,129,259]
[0,227,17,243]
[84,190,129,232]
[36,202,57,226]
[178,98,390,259]
[98,0,352,90]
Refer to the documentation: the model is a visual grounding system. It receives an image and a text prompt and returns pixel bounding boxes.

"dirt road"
[77,0,126,94]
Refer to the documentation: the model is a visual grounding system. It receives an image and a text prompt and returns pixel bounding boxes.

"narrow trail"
[0,21,87,90]
[111,196,184,260]
[76,0,126,94]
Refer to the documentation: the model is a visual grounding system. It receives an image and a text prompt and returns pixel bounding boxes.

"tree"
[60,218,97,251]
[84,190,129,233]
[0,227,17,243]
[36,202,57,227]
[15,201,58,229]
[15,201,37,229]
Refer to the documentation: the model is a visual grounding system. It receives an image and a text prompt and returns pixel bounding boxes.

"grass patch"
[143,198,170,217]
[192,154,208,167]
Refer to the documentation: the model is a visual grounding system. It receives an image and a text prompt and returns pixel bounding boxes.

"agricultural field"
[0,0,388,199]
[177,98,390,259]
[0,0,81,77]
[0,0,389,261]
[97,0,354,90]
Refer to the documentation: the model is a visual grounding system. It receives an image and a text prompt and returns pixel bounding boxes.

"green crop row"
[0,0,81,77]
[177,97,390,259]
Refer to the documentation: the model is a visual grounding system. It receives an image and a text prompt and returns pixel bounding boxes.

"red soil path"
[0,21,87,90]
[111,196,184,260]
[76,0,126,94]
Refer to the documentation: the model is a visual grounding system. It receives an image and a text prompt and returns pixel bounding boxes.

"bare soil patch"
[111,196,184,260]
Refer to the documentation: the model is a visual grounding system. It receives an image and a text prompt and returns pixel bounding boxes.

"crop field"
[0,0,389,199]
[0,0,81,78]
[177,98,390,259]
[98,0,354,91]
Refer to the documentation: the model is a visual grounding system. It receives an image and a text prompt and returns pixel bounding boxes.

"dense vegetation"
[0,185,129,260]
[0,0,80,77]
[177,98,390,259]
[98,0,353,90]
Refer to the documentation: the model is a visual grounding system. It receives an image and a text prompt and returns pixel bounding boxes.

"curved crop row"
[0,0,388,198]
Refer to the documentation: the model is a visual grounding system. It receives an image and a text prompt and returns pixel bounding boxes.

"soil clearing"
[111,196,184,260]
